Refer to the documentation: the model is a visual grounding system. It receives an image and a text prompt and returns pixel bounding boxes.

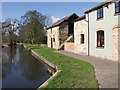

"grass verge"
[25,44,99,88]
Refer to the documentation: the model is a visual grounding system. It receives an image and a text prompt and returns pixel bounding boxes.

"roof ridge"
[47,13,78,29]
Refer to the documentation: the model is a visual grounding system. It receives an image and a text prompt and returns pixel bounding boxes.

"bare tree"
[2,18,20,46]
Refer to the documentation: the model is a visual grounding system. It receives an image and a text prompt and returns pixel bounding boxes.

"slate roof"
[74,15,85,22]
[47,13,79,29]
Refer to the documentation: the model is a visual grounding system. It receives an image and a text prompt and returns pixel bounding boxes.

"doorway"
[51,38,53,48]
[68,23,74,35]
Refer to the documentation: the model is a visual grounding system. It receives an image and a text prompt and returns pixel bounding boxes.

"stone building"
[47,13,79,49]
[73,1,120,61]
[74,16,88,55]
[47,1,120,61]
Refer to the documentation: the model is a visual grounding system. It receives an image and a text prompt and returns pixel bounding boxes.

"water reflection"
[2,45,50,88]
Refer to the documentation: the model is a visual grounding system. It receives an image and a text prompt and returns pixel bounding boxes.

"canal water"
[2,45,50,88]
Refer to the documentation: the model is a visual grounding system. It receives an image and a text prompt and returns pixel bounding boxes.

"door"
[51,38,53,48]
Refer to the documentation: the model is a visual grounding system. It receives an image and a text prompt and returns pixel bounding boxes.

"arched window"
[97,30,104,47]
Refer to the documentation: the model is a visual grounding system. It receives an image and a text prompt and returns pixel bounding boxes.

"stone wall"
[47,27,60,49]
[52,26,60,49]
[74,19,88,55]
[113,26,120,61]
[59,22,69,45]
[47,22,72,49]
[47,29,52,48]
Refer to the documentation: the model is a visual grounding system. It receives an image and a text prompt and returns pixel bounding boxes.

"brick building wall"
[64,42,74,52]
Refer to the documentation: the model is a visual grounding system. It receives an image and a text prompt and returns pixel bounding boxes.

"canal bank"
[24,44,99,88]
[23,44,61,89]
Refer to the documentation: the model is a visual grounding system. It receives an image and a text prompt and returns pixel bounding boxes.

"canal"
[2,45,50,88]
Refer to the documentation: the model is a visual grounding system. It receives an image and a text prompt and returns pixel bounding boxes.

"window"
[81,34,84,44]
[97,31,104,47]
[53,38,55,42]
[97,7,103,19]
[115,1,120,13]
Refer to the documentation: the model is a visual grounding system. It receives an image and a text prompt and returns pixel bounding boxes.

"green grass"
[25,44,99,88]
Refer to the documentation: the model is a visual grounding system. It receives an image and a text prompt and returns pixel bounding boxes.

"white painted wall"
[87,3,119,60]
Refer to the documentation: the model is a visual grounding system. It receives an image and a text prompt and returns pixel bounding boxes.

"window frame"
[81,34,84,44]
[97,30,104,48]
[115,1,120,14]
[97,7,103,19]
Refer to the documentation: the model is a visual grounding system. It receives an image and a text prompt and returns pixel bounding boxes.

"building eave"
[85,1,113,14]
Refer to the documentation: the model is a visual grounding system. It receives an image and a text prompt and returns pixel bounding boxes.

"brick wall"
[64,42,74,51]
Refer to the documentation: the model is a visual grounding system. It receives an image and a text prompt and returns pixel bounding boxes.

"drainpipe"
[88,13,90,56]
[84,13,90,56]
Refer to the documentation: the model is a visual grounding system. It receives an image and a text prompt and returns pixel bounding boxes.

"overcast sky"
[2,2,101,24]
